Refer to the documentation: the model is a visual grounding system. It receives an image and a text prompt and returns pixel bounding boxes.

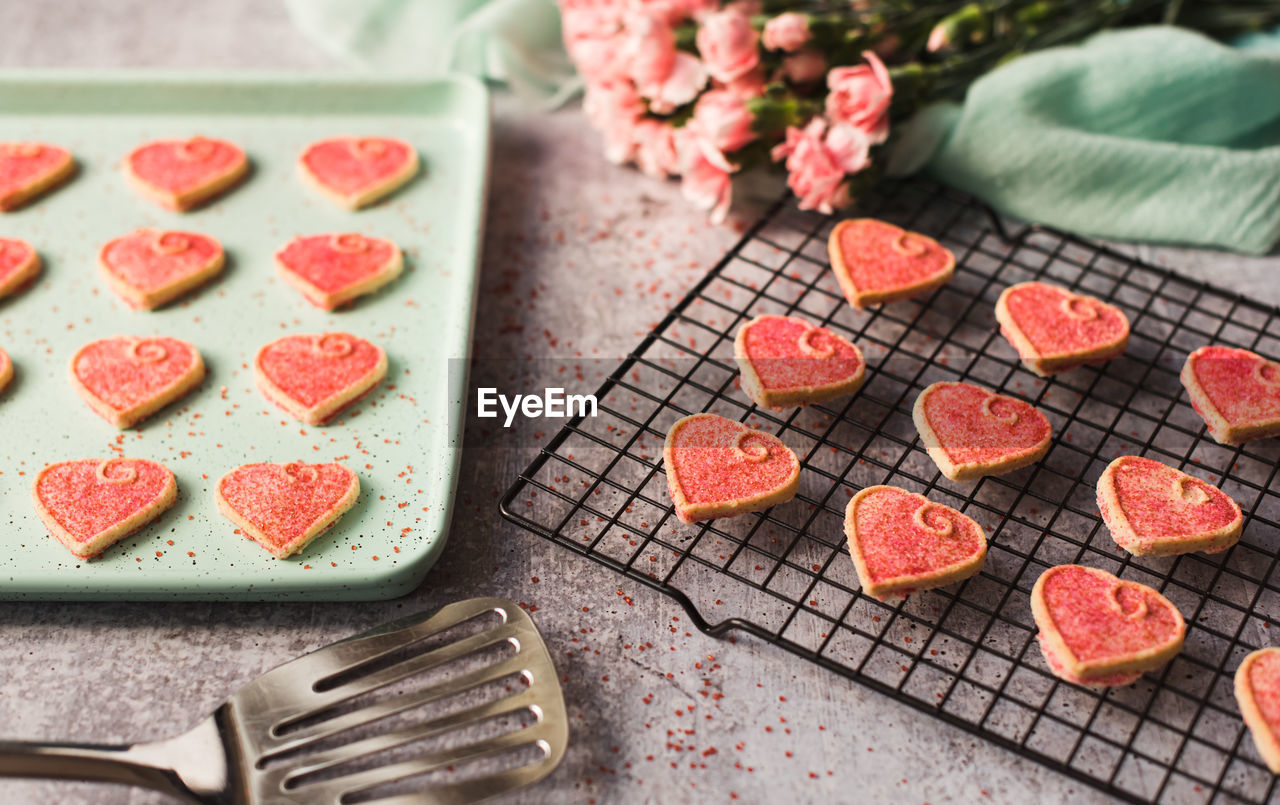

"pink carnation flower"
[633,120,681,179]
[825,51,893,144]
[763,12,811,52]
[688,89,756,154]
[584,81,646,165]
[771,118,866,214]
[676,128,736,224]
[696,8,761,84]
[779,49,826,85]
[626,12,707,114]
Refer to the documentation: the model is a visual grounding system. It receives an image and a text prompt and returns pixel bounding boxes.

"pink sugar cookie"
[1097,455,1242,557]
[1032,565,1185,688]
[663,413,800,524]
[0,237,41,298]
[844,485,987,600]
[1236,647,1280,774]
[216,461,360,558]
[299,136,419,210]
[125,136,247,211]
[99,228,224,310]
[70,336,205,429]
[32,457,177,559]
[913,381,1052,481]
[827,218,955,308]
[254,333,387,426]
[0,142,75,211]
[1181,345,1280,445]
[0,346,12,394]
[734,314,865,408]
[995,282,1129,376]
[275,233,403,310]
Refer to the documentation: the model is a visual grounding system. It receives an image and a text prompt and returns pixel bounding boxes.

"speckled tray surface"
[0,72,489,600]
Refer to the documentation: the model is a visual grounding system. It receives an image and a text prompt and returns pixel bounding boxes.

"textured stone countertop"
[1,2,1277,804]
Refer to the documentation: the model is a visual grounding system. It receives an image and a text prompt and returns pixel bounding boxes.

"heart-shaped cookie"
[663,413,800,524]
[827,218,955,308]
[32,457,177,559]
[1032,564,1185,687]
[0,142,75,211]
[0,346,12,395]
[1236,647,1280,774]
[99,228,225,310]
[734,314,865,408]
[254,333,387,426]
[844,485,987,600]
[216,461,360,558]
[275,233,403,310]
[0,237,41,298]
[1097,455,1242,556]
[995,282,1129,376]
[913,381,1052,481]
[1182,346,1280,445]
[125,136,248,211]
[70,336,205,429]
[299,136,419,209]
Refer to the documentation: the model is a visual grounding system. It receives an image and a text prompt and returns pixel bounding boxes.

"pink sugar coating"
[1038,566,1182,666]
[0,143,71,201]
[218,462,357,551]
[1003,283,1127,357]
[256,334,383,408]
[74,337,199,411]
[101,229,221,292]
[0,347,10,379]
[853,487,983,584]
[742,316,862,391]
[127,138,243,194]
[1189,346,1280,425]
[35,459,172,545]
[922,382,1050,465]
[1101,456,1238,539]
[0,238,35,281]
[667,415,796,505]
[837,219,950,292]
[276,235,397,294]
[301,138,414,196]
[1248,650,1280,739]
[1038,633,1141,687]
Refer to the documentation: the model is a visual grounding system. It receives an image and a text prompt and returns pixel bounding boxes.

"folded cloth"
[283,0,579,103]
[891,26,1280,254]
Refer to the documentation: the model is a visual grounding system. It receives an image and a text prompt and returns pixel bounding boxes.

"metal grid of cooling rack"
[499,179,1280,804]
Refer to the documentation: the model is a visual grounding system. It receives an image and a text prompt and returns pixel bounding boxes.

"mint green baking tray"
[0,72,488,600]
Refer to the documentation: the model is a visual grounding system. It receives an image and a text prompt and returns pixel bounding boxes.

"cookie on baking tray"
[912,381,1052,482]
[254,332,387,426]
[0,142,75,211]
[827,218,955,308]
[32,457,177,559]
[275,233,403,310]
[663,413,800,525]
[1031,564,1185,688]
[99,228,225,310]
[844,485,987,600]
[299,136,419,210]
[1236,647,1280,774]
[1181,345,1280,445]
[995,281,1129,375]
[1097,455,1242,557]
[70,336,205,429]
[734,314,865,408]
[125,136,248,211]
[0,237,41,299]
[0,346,12,395]
[216,461,360,558]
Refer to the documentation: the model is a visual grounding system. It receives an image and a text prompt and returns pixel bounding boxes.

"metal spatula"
[0,597,568,804]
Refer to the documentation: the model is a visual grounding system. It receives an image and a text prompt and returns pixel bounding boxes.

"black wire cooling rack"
[499,179,1280,804]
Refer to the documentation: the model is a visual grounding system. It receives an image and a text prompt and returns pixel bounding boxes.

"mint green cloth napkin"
[283,0,578,103]
[890,26,1280,254]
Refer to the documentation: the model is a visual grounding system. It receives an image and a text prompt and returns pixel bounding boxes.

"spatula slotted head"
[221,598,568,804]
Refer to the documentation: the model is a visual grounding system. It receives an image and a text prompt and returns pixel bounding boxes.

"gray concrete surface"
[0,2,1276,803]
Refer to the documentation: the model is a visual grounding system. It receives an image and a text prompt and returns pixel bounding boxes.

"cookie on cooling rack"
[827,218,955,308]
[663,413,800,524]
[844,485,987,600]
[1236,647,1280,774]
[995,281,1129,376]
[734,314,865,408]
[1031,564,1185,688]
[1097,455,1242,557]
[1181,345,1280,445]
[912,381,1052,482]
[0,142,75,211]
[125,136,248,211]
